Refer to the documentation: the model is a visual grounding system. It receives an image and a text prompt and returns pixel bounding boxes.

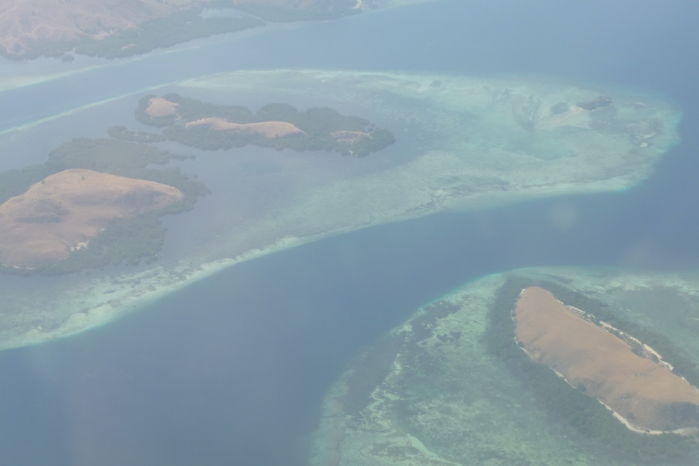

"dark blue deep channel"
[1,1,699,465]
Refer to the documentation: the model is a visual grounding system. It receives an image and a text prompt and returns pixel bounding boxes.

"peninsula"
[0,0,358,59]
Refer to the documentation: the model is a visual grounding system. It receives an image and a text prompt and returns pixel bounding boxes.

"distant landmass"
[0,0,361,59]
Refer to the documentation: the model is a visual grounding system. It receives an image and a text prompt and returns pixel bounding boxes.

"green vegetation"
[484,276,699,465]
[0,138,208,275]
[47,138,175,172]
[0,165,55,205]
[108,125,167,144]
[13,9,263,60]
[137,94,396,157]
[40,214,168,274]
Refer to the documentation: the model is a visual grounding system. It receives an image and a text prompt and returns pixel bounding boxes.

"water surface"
[1,0,699,464]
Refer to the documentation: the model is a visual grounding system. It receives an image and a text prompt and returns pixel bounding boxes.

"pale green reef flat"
[311,267,699,466]
[0,69,681,350]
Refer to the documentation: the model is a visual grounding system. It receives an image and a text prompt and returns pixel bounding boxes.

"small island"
[0,169,183,270]
[515,286,699,434]
[134,94,396,156]
[0,138,207,273]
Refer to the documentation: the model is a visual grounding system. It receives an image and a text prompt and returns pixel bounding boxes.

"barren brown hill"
[0,168,183,269]
[514,286,699,433]
[185,117,305,138]
[145,97,180,118]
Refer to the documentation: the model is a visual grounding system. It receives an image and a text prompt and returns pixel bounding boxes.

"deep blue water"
[1,0,699,465]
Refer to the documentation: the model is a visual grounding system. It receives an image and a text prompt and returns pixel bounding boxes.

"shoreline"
[0,233,314,351]
[517,338,696,436]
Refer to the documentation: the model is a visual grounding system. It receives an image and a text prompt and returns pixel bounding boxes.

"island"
[0,138,207,273]
[312,268,699,465]
[0,169,183,270]
[515,286,699,434]
[0,91,394,274]
[133,94,396,156]
[0,0,361,59]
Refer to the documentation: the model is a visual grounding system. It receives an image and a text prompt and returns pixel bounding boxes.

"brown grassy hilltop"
[0,0,348,57]
[144,97,306,138]
[514,286,699,433]
[141,95,392,156]
[0,168,183,269]
[185,117,305,138]
[145,97,180,118]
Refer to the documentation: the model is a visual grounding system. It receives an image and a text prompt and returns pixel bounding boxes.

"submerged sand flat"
[0,70,683,350]
[311,268,699,465]
[515,287,699,433]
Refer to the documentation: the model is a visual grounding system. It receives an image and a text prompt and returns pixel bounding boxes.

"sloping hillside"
[0,168,183,268]
[0,0,356,58]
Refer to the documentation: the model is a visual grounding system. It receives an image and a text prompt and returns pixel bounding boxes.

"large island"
[0,0,370,59]
[313,268,699,465]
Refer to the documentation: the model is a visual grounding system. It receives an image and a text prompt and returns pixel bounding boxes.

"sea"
[1,0,699,464]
